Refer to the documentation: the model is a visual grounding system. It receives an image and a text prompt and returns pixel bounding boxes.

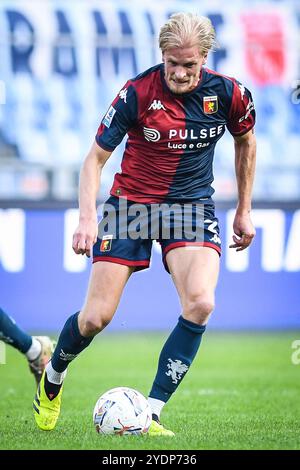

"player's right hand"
[72,217,98,258]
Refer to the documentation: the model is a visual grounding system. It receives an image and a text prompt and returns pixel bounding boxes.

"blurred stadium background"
[0,0,299,332]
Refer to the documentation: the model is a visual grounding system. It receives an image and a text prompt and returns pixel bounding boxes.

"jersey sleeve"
[95,80,138,151]
[226,80,256,136]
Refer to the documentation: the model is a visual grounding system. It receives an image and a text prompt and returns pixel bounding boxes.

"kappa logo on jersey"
[119,88,128,103]
[239,100,255,123]
[203,96,218,114]
[102,106,116,128]
[148,100,166,111]
[100,234,113,252]
[143,126,161,142]
[238,84,245,99]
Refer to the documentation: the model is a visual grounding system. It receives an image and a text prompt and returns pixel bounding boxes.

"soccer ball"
[93,387,152,435]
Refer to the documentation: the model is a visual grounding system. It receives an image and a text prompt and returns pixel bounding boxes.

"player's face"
[163,45,206,94]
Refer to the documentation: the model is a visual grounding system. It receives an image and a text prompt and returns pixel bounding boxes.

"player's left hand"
[229,211,255,251]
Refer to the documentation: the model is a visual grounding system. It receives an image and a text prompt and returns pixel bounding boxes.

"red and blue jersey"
[96,64,255,203]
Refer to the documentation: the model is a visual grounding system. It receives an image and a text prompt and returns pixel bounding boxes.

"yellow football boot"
[33,371,63,431]
[148,419,175,437]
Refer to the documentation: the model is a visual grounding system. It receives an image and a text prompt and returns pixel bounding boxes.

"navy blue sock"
[0,307,32,353]
[51,312,94,373]
[149,316,206,403]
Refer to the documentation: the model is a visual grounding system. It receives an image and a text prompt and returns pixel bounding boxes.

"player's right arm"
[73,80,137,257]
[72,142,111,257]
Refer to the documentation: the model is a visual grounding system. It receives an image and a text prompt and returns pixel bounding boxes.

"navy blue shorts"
[93,196,221,273]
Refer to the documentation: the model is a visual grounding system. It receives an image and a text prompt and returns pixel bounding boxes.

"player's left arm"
[230,129,257,251]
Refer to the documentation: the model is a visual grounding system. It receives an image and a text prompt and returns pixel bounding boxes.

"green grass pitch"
[0,331,299,450]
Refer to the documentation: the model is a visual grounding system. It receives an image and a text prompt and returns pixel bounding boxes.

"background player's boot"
[28,336,55,384]
[33,371,63,431]
[148,415,175,437]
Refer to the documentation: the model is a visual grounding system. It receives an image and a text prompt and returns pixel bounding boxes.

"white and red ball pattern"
[93,387,152,436]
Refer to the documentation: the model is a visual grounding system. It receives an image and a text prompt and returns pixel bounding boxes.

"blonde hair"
[159,12,216,56]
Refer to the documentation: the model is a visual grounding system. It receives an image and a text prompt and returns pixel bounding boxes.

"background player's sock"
[0,307,33,354]
[25,338,42,361]
[149,315,206,404]
[50,312,94,374]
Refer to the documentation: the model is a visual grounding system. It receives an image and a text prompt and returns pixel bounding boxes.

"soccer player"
[0,307,54,384]
[33,12,256,435]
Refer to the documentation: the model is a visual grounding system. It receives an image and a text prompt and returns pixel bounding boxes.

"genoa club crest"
[203,96,218,114]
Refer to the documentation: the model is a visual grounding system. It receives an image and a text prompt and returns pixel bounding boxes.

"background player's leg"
[0,307,54,384]
[0,307,34,354]
[148,246,219,419]
[0,307,48,364]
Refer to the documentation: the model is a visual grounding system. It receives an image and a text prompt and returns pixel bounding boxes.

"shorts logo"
[100,235,113,252]
[203,96,218,114]
[102,106,116,128]
[210,233,221,245]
